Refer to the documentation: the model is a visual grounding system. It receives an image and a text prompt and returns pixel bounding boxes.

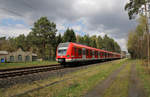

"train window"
[74,47,77,55]
[106,53,108,57]
[86,49,89,56]
[100,52,102,56]
[58,49,67,55]
[58,43,69,48]
[92,51,95,55]
[90,50,92,56]
[78,48,82,56]
[83,48,86,55]
[104,52,106,57]
[95,51,98,56]
[98,52,100,56]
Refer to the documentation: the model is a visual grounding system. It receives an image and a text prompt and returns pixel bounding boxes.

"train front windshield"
[57,42,69,56]
[58,49,67,55]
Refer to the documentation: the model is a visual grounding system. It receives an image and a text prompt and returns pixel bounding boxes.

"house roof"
[32,53,37,56]
[0,51,8,55]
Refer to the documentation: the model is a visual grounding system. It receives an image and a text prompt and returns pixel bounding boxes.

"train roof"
[69,42,121,55]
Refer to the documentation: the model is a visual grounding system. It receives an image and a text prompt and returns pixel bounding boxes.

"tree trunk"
[147,31,149,67]
[142,35,144,58]
[138,38,140,59]
[144,4,149,68]
[43,41,46,60]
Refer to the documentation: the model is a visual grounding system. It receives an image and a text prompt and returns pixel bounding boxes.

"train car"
[56,42,121,64]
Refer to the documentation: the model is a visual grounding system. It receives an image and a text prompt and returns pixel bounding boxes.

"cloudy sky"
[0,0,137,51]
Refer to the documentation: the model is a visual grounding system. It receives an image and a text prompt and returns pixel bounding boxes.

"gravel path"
[84,62,148,97]
[128,64,147,97]
[84,63,126,97]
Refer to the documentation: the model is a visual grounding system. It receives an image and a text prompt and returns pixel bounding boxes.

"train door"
[92,50,95,59]
[82,48,86,60]
[98,52,100,59]
[103,52,105,59]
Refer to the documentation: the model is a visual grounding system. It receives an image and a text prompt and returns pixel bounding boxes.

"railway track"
[0,60,116,79]
[0,64,62,79]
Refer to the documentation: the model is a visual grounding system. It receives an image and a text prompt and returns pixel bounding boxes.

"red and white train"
[56,42,121,64]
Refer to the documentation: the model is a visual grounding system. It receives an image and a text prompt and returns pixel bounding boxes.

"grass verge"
[0,59,126,97]
[0,61,57,69]
[136,60,150,97]
[24,59,126,97]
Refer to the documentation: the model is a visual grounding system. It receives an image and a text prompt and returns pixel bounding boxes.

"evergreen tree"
[28,16,57,59]
[83,35,91,46]
[89,35,97,48]
[76,35,84,44]
[63,28,76,42]
[96,36,103,49]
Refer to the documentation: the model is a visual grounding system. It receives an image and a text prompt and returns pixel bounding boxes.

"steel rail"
[0,65,62,79]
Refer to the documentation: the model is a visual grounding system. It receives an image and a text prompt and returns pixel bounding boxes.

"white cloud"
[57,23,66,31]
[73,0,100,16]
[115,38,127,51]
[0,0,135,51]
[72,25,82,31]
[0,24,31,37]
[73,0,120,16]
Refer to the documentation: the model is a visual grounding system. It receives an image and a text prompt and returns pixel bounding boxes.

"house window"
[25,55,30,61]
[32,56,37,61]
[18,55,22,61]
[10,56,14,62]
